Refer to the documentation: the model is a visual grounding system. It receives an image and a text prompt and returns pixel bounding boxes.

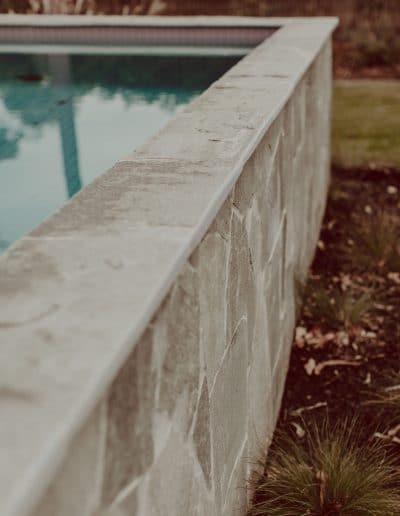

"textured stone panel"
[157,262,200,434]
[99,485,138,516]
[244,118,282,271]
[293,79,306,148]
[292,149,311,278]
[103,329,156,504]
[226,208,256,349]
[32,404,105,516]
[265,223,284,370]
[271,313,294,420]
[117,487,138,516]
[259,139,283,263]
[222,441,248,516]
[247,285,274,464]
[144,430,205,516]
[283,96,295,155]
[193,378,212,489]
[195,194,232,386]
[210,318,248,510]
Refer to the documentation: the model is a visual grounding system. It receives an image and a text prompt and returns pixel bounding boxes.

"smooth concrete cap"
[0,17,337,516]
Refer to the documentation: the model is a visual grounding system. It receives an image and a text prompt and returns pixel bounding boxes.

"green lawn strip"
[332,80,400,168]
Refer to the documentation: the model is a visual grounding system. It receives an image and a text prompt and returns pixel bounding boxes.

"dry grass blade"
[350,212,400,272]
[247,420,400,516]
[303,284,373,330]
[365,371,400,408]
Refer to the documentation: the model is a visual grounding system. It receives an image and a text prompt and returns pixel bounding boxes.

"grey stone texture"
[0,16,336,516]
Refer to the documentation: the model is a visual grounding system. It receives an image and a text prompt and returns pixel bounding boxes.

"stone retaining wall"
[0,17,336,516]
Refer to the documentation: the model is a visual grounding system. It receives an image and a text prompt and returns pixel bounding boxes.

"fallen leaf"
[364,372,372,385]
[316,470,327,507]
[388,272,400,285]
[374,432,400,445]
[296,326,307,338]
[361,330,377,339]
[295,326,307,348]
[314,359,361,376]
[337,331,350,346]
[325,332,336,342]
[302,328,337,349]
[291,421,306,438]
[388,424,400,437]
[291,401,327,417]
[385,384,400,392]
[304,358,317,376]
[340,274,352,291]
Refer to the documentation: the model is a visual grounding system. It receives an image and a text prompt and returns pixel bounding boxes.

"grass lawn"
[332,80,400,168]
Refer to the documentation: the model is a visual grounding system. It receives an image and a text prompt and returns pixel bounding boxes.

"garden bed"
[249,164,400,514]
[283,165,400,429]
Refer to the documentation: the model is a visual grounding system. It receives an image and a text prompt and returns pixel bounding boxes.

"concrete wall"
[0,17,335,516]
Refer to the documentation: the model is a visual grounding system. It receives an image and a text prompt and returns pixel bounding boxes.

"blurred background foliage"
[1,0,399,78]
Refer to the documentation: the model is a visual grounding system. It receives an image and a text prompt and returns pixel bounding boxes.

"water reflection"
[48,54,82,197]
[0,52,240,251]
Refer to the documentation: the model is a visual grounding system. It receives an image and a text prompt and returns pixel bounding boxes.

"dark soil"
[277,165,400,443]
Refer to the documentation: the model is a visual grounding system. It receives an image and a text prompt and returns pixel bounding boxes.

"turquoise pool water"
[0,52,240,252]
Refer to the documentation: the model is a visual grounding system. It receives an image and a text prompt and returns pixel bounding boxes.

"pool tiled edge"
[0,17,337,516]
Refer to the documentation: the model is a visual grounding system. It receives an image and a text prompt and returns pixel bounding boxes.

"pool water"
[0,52,240,252]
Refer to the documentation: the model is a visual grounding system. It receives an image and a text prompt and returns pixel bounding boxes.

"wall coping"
[0,17,337,516]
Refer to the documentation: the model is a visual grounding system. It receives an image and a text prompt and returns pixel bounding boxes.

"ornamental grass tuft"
[248,421,400,516]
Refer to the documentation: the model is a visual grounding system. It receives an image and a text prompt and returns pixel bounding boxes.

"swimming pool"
[0,51,240,252]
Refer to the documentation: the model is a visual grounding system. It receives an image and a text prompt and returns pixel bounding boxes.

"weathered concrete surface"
[0,17,336,516]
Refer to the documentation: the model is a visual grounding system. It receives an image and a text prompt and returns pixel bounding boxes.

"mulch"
[277,165,400,445]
